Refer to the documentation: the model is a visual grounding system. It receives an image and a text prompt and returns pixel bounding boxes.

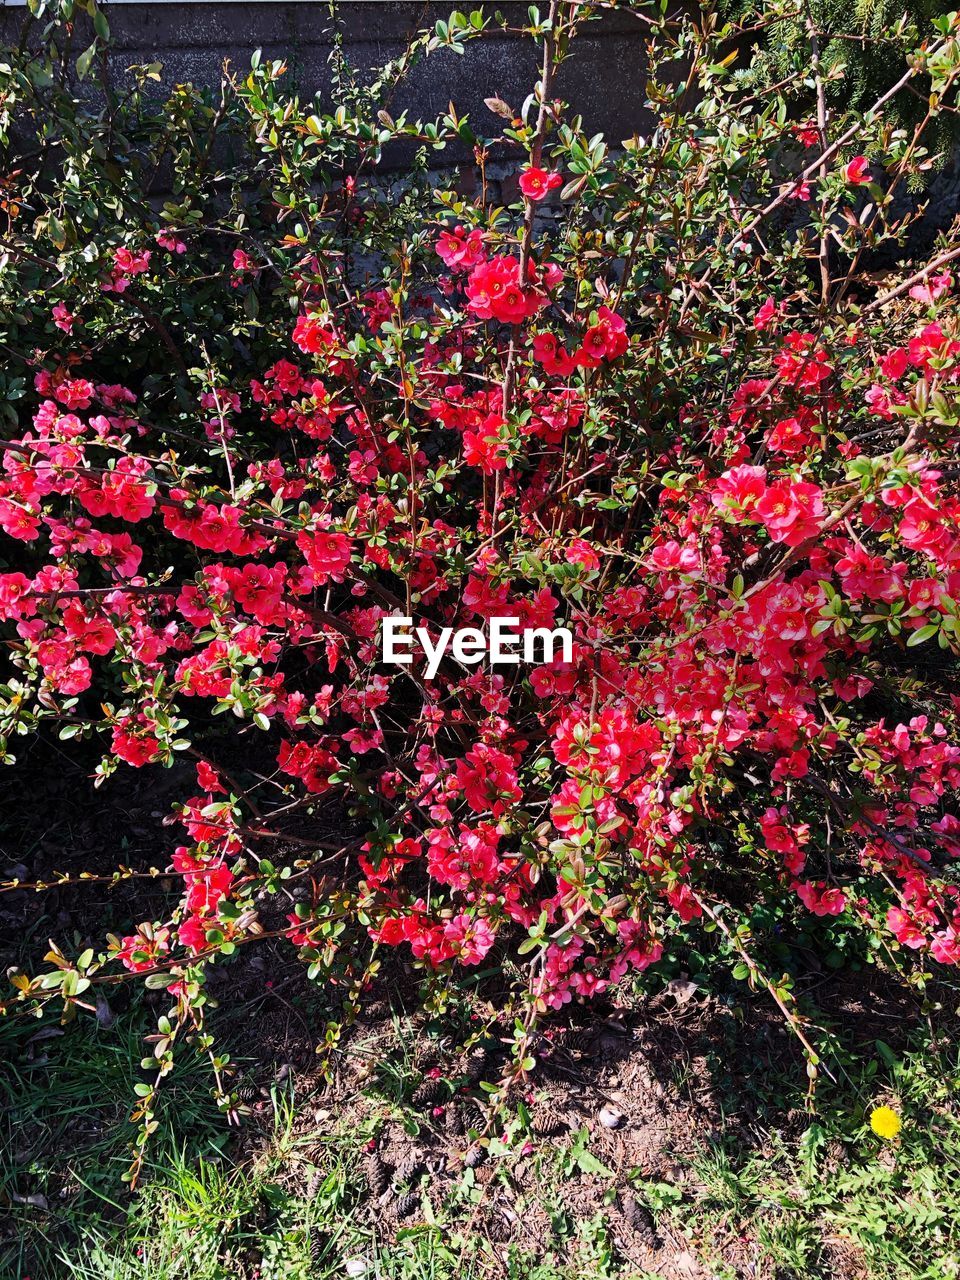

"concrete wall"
[0,2,655,160]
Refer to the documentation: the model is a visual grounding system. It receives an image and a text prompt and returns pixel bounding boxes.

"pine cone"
[396,1190,419,1218]
[464,1144,486,1168]
[537,1050,568,1082]
[530,1106,563,1138]
[619,1192,658,1249]
[411,1077,445,1110]
[556,1027,592,1054]
[234,1076,259,1103]
[445,1102,465,1136]
[485,1210,514,1242]
[365,1149,391,1199]
[594,1031,628,1065]
[393,1152,426,1184]
[463,1048,490,1085]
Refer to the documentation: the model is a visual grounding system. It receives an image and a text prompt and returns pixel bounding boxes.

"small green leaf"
[76,42,98,80]
[907,623,938,647]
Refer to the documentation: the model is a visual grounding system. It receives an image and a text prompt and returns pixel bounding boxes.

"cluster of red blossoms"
[3,202,960,1018]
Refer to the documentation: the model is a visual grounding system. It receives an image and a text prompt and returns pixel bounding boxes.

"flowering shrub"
[3,1,960,1172]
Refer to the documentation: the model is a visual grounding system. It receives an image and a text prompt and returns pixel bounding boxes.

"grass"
[650,1031,960,1280]
[3,982,960,1280]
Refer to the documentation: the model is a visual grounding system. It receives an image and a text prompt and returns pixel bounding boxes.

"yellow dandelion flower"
[870,1105,902,1140]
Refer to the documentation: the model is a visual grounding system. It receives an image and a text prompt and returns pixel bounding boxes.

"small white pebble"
[598,1105,625,1129]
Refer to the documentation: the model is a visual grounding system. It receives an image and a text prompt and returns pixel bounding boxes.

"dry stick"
[830,58,960,313]
[863,243,960,312]
[690,891,836,1083]
[676,33,953,327]
[806,18,831,307]
[1,868,169,894]
[501,0,561,416]
[741,41,948,241]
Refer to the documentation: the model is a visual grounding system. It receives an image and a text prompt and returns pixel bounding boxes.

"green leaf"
[907,623,938,647]
[76,42,98,80]
[576,1147,613,1177]
[875,1039,898,1068]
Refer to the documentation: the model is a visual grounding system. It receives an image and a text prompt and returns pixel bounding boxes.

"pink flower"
[52,303,75,334]
[755,479,824,547]
[887,906,926,949]
[865,384,904,420]
[230,248,257,287]
[711,464,767,516]
[567,537,601,571]
[519,166,563,202]
[754,296,781,332]
[796,881,846,916]
[156,231,187,254]
[443,913,496,965]
[103,246,151,293]
[436,224,486,271]
[845,155,870,185]
[908,272,953,307]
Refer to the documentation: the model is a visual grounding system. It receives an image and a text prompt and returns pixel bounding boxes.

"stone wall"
[3,2,958,243]
[0,2,656,164]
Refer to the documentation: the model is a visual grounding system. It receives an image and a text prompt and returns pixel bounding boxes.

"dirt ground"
[0,735,931,1279]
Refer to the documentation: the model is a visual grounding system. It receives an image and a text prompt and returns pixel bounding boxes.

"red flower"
[465,257,546,323]
[754,296,780,332]
[532,331,579,376]
[756,479,824,546]
[518,166,563,202]
[293,312,337,355]
[455,744,521,817]
[278,740,339,793]
[575,306,628,367]
[296,529,353,585]
[112,721,161,767]
[178,916,211,954]
[880,347,909,380]
[844,155,870,185]
[773,332,831,389]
